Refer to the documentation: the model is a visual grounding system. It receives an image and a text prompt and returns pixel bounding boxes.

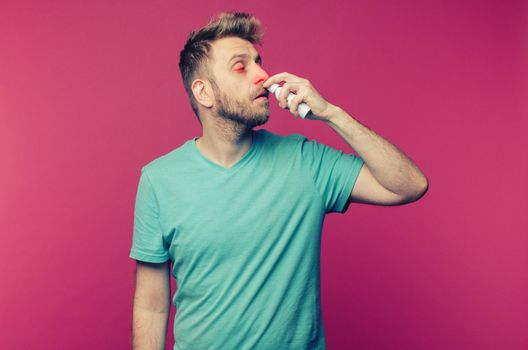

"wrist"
[322,104,347,125]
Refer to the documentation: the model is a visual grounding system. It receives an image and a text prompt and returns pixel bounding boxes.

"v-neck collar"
[190,130,261,174]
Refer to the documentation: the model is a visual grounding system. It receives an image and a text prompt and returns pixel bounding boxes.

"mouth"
[255,92,269,100]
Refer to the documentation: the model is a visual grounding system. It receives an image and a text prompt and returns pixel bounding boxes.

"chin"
[249,114,269,128]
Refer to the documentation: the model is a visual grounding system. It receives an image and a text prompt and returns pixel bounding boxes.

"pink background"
[1,1,527,349]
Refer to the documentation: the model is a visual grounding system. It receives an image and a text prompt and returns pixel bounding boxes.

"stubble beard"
[210,79,270,131]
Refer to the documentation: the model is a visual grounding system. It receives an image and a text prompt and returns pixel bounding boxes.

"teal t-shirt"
[130,128,364,350]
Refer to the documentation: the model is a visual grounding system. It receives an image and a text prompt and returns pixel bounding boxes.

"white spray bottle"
[267,83,314,119]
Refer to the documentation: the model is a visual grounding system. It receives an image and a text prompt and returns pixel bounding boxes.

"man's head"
[178,11,270,128]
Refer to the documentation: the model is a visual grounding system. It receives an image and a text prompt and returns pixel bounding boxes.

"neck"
[195,120,254,169]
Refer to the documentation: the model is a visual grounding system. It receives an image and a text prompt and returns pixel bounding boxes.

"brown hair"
[178,11,265,123]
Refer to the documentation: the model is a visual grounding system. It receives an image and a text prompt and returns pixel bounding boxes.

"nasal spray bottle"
[266,83,314,119]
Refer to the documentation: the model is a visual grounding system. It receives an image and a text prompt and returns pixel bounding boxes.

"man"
[130,11,428,350]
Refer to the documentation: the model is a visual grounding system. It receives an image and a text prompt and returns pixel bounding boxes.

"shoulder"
[256,128,308,148]
[140,139,194,177]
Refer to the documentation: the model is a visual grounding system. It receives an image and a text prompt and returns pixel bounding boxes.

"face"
[207,36,271,129]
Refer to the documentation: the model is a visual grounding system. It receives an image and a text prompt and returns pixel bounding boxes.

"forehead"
[210,36,259,65]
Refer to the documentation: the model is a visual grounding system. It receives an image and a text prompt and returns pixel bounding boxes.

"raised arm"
[132,260,171,350]
[262,72,429,206]
[324,106,428,206]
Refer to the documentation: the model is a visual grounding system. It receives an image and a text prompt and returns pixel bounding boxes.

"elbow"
[408,178,429,203]
[397,175,429,204]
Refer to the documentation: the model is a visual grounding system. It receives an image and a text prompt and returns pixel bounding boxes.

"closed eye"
[235,66,245,72]
[233,59,262,72]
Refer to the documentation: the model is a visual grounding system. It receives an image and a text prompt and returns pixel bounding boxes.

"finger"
[263,72,302,88]
[278,81,301,109]
[289,93,305,117]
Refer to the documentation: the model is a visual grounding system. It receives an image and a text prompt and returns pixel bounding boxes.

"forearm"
[132,305,169,350]
[323,105,428,198]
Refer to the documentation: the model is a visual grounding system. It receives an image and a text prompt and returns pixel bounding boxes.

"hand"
[262,72,337,122]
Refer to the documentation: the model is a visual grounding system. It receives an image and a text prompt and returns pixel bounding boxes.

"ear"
[191,79,213,108]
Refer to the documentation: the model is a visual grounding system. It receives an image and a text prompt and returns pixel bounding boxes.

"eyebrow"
[229,53,262,66]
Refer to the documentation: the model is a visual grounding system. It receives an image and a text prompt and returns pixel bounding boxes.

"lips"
[255,92,269,99]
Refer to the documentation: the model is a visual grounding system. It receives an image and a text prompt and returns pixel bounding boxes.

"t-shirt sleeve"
[298,135,365,214]
[129,168,170,263]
